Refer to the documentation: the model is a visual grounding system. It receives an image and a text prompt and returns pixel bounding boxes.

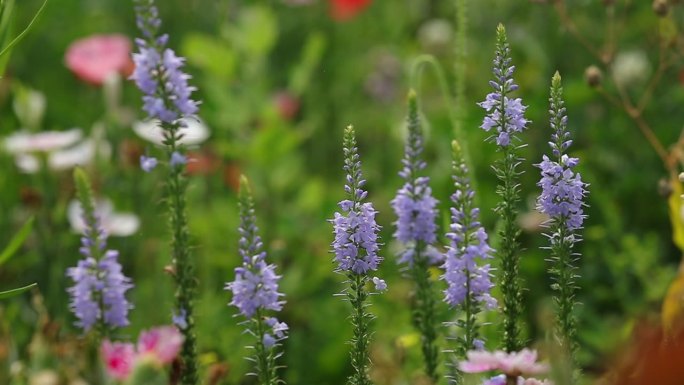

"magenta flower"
[460,349,548,377]
[137,326,184,364]
[101,341,136,381]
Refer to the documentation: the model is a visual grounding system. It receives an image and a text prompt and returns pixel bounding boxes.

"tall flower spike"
[331,125,382,275]
[330,125,383,385]
[226,176,287,385]
[66,168,133,335]
[391,90,440,382]
[131,0,198,124]
[480,24,528,353]
[132,1,201,383]
[537,72,588,377]
[442,141,497,384]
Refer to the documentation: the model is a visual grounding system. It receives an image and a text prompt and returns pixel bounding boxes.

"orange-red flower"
[330,0,371,21]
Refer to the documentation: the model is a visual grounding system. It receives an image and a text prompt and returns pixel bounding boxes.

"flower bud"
[653,0,669,16]
[584,65,603,88]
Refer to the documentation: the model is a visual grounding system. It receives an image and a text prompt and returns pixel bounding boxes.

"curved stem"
[409,54,477,193]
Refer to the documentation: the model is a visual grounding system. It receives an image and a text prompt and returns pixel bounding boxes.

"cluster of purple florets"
[479,41,529,147]
[441,160,497,310]
[66,217,133,332]
[131,0,198,123]
[391,114,439,266]
[331,129,382,275]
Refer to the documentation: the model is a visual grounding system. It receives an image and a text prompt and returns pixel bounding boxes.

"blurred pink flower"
[65,34,133,86]
[137,326,184,364]
[4,129,82,154]
[101,341,136,380]
[460,349,548,377]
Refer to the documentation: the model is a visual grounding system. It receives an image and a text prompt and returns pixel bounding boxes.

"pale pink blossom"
[137,326,184,364]
[101,341,136,380]
[65,34,133,86]
[3,129,82,154]
[460,349,549,377]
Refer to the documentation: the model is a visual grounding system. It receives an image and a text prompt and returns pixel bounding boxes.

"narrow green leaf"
[0,282,37,299]
[0,0,48,59]
[0,216,34,267]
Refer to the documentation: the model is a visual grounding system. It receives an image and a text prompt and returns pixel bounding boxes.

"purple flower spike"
[330,126,382,275]
[226,176,285,318]
[66,169,133,332]
[131,0,199,123]
[442,142,496,311]
[391,91,439,266]
[479,26,529,148]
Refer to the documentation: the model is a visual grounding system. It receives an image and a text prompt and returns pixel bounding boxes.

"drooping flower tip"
[459,349,549,377]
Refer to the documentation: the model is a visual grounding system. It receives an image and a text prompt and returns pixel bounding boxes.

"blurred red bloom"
[330,0,371,21]
[65,34,134,86]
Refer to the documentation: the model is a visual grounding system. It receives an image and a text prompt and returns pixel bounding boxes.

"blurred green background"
[1,0,683,384]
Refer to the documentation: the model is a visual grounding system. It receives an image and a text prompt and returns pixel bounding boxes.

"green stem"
[498,145,523,353]
[410,243,439,383]
[552,223,579,380]
[254,310,276,385]
[409,54,477,197]
[347,273,371,385]
[163,124,198,385]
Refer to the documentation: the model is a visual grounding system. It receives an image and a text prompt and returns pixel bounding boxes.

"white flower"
[3,129,82,154]
[133,117,209,146]
[68,199,140,237]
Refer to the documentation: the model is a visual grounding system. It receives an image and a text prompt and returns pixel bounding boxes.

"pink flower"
[65,34,133,86]
[137,326,184,364]
[101,341,136,380]
[460,349,549,377]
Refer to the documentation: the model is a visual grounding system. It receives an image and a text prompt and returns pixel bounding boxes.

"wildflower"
[330,0,372,21]
[170,151,187,168]
[132,117,210,146]
[101,341,136,380]
[391,91,438,266]
[65,34,133,86]
[226,176,286,384]
[137,326,184,364]
[140,155,158,172]
[3,129,82,154]
[460,349,549,377]
[131,1,198,123]
[480,24,528,352]
[172,308,188,330]
[102,326,184,381]
[331,125,382,385]
[372,277,387,291]
[67,199,140,237]
[66,169,133,333]
[537,73,588,373]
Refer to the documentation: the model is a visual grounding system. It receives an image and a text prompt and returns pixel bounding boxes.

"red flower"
[330,0,371,21]
[65,34,134,86]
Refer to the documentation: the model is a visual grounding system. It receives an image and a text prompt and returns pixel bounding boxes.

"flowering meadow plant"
[9,1,684,385]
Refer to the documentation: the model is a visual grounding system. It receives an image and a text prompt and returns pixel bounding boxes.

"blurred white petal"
[133,117,209,146]
[14,154,40,174]
[3,129,83,154]
[49,139,112,171]
[68,199,139,237]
